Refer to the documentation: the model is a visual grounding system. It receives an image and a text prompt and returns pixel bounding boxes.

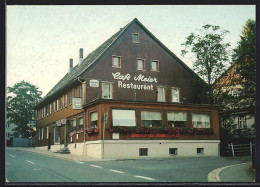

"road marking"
[6,178,9,182]
[134,175,155,181]
[90,164,102,168]
[9,155,15,158]
[26,160,36,165]
[75,161,84,164]
[33,169,41,171]
[109,169,125,174]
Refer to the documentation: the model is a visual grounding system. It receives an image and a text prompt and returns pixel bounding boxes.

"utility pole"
[102,112,108,159]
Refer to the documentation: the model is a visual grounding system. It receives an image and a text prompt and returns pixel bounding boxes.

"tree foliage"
[6,81,42,138]
[181,24,231,103]
[232,19,256,117]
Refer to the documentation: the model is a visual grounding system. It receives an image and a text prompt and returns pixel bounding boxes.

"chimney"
[79,48,83,64]
[69,59,73,73]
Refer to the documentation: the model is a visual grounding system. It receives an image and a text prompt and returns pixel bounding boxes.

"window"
[112,109,136,126]
[60,97,63,109]
[167,112,187,127]
[46,126,49,139]
[71,119,76,132]
[169,148,178,155]
[65,93,68,107]
[137,59,145,70]
[192,113,210,128]
[38,129,41,140]
[151,60,159,71]
[56,99,59,111]
[112,56,121,68]
[49,103,52,114]
[90,111,98,127]
[53,101,55,112]
[157,87,165,102]
[197,148,204,155]
[172,88,180,103]
[141,111,162,127]
[69,90,72,104]
[232,89,239,97]
[139,148,148,156]
[78,117,83,130]
[79,85,82,98]
[74,87,78,97]
[238,116,246,128]
[54,127,60,144]
[102,82,113,99]
[41,128,44,139]
[133,33,139,43]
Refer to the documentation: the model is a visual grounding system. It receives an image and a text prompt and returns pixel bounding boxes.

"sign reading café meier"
[112,72,157,90]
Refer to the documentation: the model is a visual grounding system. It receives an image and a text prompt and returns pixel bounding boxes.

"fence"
[227,142,254,157]
[9,137,35,147]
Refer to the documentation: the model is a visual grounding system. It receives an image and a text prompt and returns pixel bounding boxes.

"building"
[6,119,18,142]
[33,18,220,159]
[213,62,255,137]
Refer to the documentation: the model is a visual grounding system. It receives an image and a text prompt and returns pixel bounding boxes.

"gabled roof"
[34,18,205,109]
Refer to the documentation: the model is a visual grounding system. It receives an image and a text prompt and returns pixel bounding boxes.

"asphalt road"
[6,148,252,183]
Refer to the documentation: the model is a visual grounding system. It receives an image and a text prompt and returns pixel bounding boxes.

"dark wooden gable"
[82,19,207,104]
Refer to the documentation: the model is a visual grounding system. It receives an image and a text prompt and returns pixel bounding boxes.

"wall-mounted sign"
[111,72,158,91]
[61,118,67,125]
[56,120,62,127]
[89,79,99,87]
[72,97,82,109]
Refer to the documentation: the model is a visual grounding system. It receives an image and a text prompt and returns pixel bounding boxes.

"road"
[6,148,252,183]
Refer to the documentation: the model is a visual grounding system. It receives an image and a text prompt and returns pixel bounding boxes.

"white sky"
[6,5,255,98]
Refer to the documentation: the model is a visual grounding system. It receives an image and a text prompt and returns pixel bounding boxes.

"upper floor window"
[137,59,145,70]
[151,60,159,71]
[65,93,68,107]
[74,87,78,97]
[60,97,63,109]
[157,86,165,102]
[238,116,246,128]
[231,89,239,97]
[102,82,113,99]
[56,99,59,111]
[49,103,52,114]
[172,87,180,103]
[79,85,82,98]
[192,113,210,128]
[133,33,140,43]
[112,56,121,68]
[69,90,72,104]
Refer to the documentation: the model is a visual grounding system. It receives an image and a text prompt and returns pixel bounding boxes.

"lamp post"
[102,112,108,159]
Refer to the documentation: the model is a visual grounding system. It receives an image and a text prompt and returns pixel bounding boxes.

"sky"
[6,5,255,98]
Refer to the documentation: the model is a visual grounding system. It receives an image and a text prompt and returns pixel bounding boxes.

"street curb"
[207,162,251,182]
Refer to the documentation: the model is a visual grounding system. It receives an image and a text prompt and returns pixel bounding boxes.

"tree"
[232,19,256,118]
[6,81,42,138]
[181,24,231,103]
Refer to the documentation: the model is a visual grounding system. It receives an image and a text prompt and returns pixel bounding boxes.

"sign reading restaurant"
[112,72,157,90]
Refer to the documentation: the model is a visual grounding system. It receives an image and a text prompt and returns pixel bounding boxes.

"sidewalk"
[7,147,114,162]
[208,161,255,182]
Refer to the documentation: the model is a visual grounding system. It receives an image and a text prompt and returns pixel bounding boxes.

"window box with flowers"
[86,126,99,135]
[108,126,214,135]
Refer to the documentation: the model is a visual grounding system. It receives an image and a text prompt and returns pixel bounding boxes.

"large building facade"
[34,18,220,159]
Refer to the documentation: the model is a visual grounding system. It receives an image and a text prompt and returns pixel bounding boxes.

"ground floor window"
[141,111,162,127]
[78,117,83,130]
[71,119,76,132]
[167,112,187,127]
[90,111,98,127]
[54,127,60,144]
[169,148,178,155]
[139,148,148,156]
[112,109,136,126]
[192,113,210,128]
